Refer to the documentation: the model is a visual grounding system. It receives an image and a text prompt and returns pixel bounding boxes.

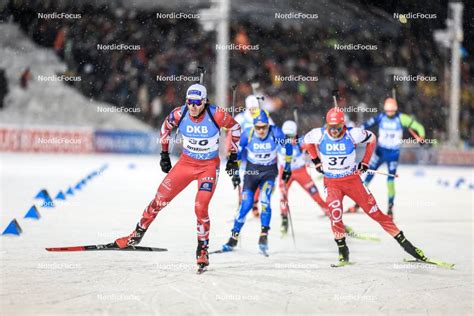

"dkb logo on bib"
[187,126,208,133]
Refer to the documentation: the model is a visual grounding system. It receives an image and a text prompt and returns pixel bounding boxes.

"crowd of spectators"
[6,0,473,146]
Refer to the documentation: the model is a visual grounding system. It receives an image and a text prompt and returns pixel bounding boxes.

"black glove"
[226,153,239,177]
[282,169,292,183]
[357,162,369,174]
[160,151,172,173]
[312,157,324,174]
[231,174,241,189]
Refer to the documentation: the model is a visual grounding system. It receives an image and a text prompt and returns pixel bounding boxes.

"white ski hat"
[186,84,207,100]
[245,95,260,110]
[282,120,297,136]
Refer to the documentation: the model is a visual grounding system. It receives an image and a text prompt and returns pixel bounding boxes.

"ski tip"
[403,258,455,269]
[45,246,84,252]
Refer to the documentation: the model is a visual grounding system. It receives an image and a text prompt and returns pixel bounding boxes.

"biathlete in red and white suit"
[115,83,241,270]
[304,107,427,264]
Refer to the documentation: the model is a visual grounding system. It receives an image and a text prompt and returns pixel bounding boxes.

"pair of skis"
[330,258,455,269]
[46,243,454,271]
[46,243,210,274]
[46,242,167,252]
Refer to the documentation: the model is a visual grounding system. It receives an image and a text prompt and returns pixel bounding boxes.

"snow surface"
[0,23,150,130]
[0,152,473,315]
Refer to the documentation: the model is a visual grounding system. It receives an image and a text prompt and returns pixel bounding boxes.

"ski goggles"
[186,98,204,107]
[254,124,269,131]
[328,124,344,134]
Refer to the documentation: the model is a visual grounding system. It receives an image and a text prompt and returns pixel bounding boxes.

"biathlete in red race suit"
[304,107,428,264]
[115,83,241,270]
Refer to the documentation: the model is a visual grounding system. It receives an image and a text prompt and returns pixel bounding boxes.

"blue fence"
[94,130,160,154]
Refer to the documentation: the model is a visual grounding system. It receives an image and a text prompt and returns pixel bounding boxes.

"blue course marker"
[55,191,66,200]
[454,178,465,189]
[66,187,74,196]
[34,189,52,200]
[24,205,41,219]
[2,219,22,236]
[414,169,425,177]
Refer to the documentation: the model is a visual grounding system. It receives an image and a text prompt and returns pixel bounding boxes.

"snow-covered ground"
[0,152,473,315]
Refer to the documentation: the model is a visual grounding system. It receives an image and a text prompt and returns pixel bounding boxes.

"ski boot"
[395,231,427,261]
[222,231,239,252]
[346,204,360,214]
[114,223,147,248]
[387,203,394,219]
[196,240,209,274]
[280,215,289,235]
[258,226,270,254]
[336,237,350,263]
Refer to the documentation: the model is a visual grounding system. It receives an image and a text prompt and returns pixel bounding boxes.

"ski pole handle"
[251,82,260,95]
[198,66,206,84]
[251,82,264,108]
[332,89,339,108]
[231,84,237,117]
[293,106,299,126]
